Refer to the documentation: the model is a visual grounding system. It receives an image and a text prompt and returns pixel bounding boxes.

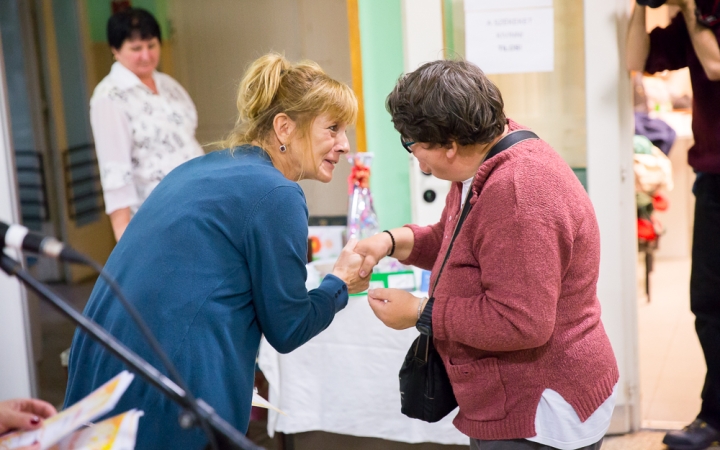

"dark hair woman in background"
[65,53,366,449]
[92,8,204,241]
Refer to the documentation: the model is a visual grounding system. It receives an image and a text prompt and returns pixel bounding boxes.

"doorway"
[632,3,705,431]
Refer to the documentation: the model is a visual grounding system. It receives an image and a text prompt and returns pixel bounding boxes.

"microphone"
[0,221,86,264]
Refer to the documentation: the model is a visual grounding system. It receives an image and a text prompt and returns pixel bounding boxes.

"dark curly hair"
[386,60,506,147]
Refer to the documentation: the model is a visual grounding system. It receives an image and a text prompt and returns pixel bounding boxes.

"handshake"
[329,235,389,295]
[328,230,425,331]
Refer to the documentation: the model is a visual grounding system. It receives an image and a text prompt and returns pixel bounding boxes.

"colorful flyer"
[48,410,143,450]
[0,371,135,450]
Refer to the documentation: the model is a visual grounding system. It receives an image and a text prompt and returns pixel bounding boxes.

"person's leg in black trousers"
[664,173,720,450]
[692,174,720,434]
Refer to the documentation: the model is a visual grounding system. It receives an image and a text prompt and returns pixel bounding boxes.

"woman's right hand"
[354,232,394,278]
[331,239,368,294]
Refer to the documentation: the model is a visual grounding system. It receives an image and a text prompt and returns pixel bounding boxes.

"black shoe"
[663,419,720,450]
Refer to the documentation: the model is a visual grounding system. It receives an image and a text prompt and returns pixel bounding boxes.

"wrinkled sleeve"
[90,96,139,214]
[244,185,348,354]
[645,13,690,74]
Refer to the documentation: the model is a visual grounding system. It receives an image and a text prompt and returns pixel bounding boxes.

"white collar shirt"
[90,61,204,215]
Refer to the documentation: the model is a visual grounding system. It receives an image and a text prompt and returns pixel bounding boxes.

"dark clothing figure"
[641,3,720,449]
[645,11,720,172]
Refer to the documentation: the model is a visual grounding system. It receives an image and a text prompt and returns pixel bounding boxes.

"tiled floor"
[604,431,667,449]
[602,255,714,449]
[637,256,705,430]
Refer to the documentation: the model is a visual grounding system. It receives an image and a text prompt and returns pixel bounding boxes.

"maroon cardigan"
[401,119,619,440]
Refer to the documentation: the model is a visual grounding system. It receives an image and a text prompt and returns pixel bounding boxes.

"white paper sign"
[465,0,552,11]
[465,6,554,74]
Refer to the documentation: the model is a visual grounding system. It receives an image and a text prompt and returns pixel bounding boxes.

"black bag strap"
[428,129,538,298]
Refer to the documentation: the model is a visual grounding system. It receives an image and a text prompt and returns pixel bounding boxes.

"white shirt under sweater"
[461,177,616,449]
[90,62,204,215]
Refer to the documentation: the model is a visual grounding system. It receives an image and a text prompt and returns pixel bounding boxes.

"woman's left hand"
[0,398,57,434]
[367,288,422,330]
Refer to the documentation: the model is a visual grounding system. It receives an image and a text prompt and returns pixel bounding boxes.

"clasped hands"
[331,233,424,330]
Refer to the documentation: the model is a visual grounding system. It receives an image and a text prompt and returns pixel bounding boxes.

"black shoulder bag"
[399,129,539,422]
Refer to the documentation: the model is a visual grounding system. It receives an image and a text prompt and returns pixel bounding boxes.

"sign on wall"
[464,0,554,74]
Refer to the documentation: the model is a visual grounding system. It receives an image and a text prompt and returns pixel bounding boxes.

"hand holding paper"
[0,371,136,450]
[0,399,57,435]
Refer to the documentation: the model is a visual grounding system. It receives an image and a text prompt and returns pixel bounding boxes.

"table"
[257,293,469,445]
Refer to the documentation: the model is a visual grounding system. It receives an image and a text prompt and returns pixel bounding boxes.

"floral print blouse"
[90,62,204,215]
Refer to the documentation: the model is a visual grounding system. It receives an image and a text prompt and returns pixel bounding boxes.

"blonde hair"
[223,53,358,168]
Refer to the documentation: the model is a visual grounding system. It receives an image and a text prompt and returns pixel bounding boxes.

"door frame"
[584,0,641,434]
[0,29,37,400]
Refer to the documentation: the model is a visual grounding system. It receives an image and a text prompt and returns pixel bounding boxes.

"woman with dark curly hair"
[355,60,618,450]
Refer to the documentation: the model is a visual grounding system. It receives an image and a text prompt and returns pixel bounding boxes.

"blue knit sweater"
[64,146,348,449]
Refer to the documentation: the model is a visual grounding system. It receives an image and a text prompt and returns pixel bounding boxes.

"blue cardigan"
[64,146,349,449]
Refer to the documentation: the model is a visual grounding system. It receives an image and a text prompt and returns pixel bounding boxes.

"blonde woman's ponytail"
[237,53,289,122]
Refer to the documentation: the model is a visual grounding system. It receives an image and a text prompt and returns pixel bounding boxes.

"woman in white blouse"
[91,8,204,241]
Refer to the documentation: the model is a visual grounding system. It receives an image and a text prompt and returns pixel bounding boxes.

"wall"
[444,0,587,169]
[358,0,411,229]
[36,0,115,281]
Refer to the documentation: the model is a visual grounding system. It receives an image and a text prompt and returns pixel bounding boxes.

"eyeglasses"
[400,136,416,153]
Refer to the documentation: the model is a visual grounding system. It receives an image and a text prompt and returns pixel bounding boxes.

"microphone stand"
[0,254,263,450]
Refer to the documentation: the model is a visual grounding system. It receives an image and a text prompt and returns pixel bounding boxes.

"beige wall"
[449,0,587,168]
[169,0,355,217]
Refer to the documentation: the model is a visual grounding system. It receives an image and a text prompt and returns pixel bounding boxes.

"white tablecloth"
[257,294,469,445]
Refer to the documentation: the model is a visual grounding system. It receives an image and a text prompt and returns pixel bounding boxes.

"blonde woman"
[64,54,366,449]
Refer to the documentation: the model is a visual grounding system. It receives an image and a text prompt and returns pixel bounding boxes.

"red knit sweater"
[402,119,619,440]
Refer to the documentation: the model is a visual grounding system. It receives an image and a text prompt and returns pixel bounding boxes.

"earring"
[279,144,287,153]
